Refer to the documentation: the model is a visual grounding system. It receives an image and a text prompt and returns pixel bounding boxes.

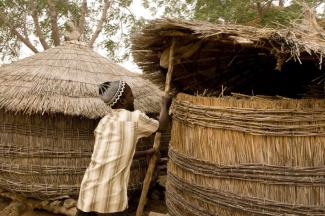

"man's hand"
[133,148,156,159]
[157,96,172,132]
[162,96,172,110]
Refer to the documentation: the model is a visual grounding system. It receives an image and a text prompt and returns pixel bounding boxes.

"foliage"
[0,0,83,61]
[192,0,324,27]
[0,0,194,64]
[0,0,323,64]
[102,0,194,62]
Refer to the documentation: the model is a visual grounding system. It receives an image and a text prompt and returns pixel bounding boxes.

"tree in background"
[191,0,324,27]
[0,0,323,64]
[103,0,193,62]
[0,0,192,64]
[0,0,111,61]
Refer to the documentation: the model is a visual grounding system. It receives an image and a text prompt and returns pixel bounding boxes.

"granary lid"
[0,41,163,118]
[131,18,325,96]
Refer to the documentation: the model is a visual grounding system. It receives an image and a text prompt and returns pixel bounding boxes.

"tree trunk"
[11,29,39,53]
[255,2,263,25]
[88,0,112,47]
[46,0,61,46]
[0,14,39,53]
[78,0,88,36]
[30,0,50,50]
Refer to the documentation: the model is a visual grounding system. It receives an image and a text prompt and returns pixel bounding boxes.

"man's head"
[99,81,135,111]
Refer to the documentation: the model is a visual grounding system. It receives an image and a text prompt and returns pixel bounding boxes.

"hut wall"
[167,93,325,216]
[0,111,153,199]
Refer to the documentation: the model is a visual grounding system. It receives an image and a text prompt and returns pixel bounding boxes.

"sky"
[94,0,165,72]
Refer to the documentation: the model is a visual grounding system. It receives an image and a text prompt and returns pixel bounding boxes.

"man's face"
[125,91,135,111]
[112,88,135,111]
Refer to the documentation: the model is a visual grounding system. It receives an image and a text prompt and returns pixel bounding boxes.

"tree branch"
[22,13,29,39]
[265,0,273,9]
[46,0,61,46]
[255,2,263,22]
[29,0,50,50]
[12,28,39,53]
[78,0,88,35]
[88,0,112,47]
[124,6,136,23]
[0,13,39,53]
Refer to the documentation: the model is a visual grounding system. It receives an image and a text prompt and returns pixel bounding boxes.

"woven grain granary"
[132,18,325,215]
[0,41,164,199]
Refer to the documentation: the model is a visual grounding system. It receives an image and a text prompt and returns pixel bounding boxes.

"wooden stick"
[136,39,176,216]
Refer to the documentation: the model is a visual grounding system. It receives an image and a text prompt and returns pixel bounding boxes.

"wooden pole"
[136,39,176,216]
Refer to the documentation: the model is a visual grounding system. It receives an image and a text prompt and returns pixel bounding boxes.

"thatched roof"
[0,41,162,119]
[132,18,325,97]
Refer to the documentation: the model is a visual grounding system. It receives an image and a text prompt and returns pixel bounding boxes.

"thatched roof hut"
[132,19,325,215]
[0,41,162,117]
[0,41,163,199]
[132,18,325,97]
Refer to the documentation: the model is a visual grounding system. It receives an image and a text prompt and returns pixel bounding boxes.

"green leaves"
[192,0,323,27]
[0,0,323,65]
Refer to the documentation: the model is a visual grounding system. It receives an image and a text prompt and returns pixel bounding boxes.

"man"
[76,80,171,216]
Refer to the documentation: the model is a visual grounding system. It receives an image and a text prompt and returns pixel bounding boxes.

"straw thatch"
[0,41,166,199]
[132,18,325,97]
[167,93,325,216]
[0,41,163,118]
[0,110,156,199]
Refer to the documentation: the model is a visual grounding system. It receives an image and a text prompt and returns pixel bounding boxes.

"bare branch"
[78,0,88,35]
[124,6,136,23]
[0,13,39,53]
[255,2,263,20]
[1,37,20,60]
[46,0,61,46]
[22,13,29,39]
[88,0,112,47]
[12,28,39,53]
[29,0,50,50]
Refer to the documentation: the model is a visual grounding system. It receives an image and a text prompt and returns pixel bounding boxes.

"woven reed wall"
[0,111,154,199]
[167,93,325,216]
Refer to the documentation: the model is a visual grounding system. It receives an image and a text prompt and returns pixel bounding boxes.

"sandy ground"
[0,176,168,216]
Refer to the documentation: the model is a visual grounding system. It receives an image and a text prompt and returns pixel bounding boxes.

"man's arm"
[157,96,172,132]
[133,96,172,159]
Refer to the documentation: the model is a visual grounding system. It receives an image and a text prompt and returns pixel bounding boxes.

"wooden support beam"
[136,39,176,216]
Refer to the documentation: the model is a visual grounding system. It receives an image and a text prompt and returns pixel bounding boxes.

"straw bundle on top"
[0,41,164,199]
[167,93,325,216]
[132,18,325,97]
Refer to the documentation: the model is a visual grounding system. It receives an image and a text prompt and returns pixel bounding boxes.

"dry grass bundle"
[167,93,325,216]
[132,18,325,96]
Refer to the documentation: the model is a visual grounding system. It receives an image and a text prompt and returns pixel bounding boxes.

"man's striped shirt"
[77,109,159,213]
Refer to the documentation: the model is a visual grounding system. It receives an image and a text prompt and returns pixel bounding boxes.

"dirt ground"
[0,176,168,216]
